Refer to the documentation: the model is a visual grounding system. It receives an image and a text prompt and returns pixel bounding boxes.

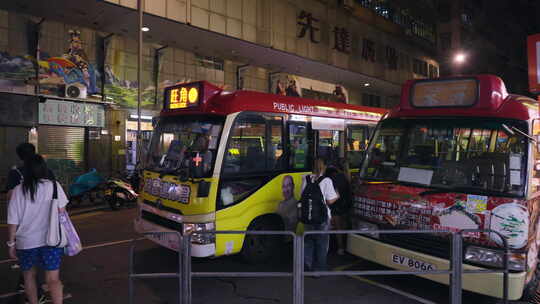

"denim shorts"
[16,246,63,271]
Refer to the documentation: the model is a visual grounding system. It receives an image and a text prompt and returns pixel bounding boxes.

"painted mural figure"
[285,80,300,97]
[275,79,286,96]
[277,175,298,232]
[62,30,97,94]
[40,29,98,96]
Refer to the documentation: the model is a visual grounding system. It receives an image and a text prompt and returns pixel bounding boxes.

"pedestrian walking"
[4,143,57,302]
[7,154,69,304]
[300,158,339,272]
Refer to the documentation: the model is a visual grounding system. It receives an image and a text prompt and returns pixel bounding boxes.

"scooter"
[68,168,106,207]
[104,170,139,210]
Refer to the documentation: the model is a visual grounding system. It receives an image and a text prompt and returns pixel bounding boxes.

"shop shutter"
[38,125,85,187]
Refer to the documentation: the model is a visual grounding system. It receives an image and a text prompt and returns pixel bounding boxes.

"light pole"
[453,52,466,75]
[137,0,143,167]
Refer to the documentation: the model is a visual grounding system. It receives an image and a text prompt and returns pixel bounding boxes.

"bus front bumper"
[347,234,526,300]
[134,217,216,258]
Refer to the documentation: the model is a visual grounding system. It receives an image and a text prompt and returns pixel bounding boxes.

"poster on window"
[269,73,301,97]
[528,33,540,93]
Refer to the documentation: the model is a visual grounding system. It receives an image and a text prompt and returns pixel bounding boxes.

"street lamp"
[454,52,466,64]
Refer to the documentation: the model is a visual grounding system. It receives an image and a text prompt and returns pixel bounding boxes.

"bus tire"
[241,215,283,264]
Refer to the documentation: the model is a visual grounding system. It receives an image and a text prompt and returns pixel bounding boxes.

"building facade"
[436,0,539,95]
[0,0,439,186]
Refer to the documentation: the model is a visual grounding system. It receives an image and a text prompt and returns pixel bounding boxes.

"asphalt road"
[0,207,510,304]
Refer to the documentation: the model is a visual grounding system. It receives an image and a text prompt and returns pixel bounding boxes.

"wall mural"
[0,21,158,109]
[0,52,35,93]
[37,30,100,99]
[104,38,157,109]
[0,28,102,100]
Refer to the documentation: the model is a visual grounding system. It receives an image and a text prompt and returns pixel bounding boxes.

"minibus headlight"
[352,220,379,239]
[183,222,215,244]
[465,246,525,271]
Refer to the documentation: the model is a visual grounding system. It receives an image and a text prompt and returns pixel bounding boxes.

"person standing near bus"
[301,158,339,272]
[325,161,352,255]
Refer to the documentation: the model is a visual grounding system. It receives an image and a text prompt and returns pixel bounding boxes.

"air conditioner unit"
[65,83,87,99]
[343,0,354,10]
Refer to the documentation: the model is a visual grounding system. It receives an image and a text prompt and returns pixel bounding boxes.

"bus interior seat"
[244,146,265,171]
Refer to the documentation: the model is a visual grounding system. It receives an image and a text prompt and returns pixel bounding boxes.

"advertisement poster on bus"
[527,33,540,93]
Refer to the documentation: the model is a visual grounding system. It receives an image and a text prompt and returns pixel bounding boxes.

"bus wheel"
[241,216,283,264]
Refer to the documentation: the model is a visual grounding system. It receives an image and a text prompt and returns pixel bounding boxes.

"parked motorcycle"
[104,170,139,210]
[68,168,106,207]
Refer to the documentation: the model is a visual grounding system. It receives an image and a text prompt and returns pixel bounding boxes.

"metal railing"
[128,228,510,304]
[129,231,183,304]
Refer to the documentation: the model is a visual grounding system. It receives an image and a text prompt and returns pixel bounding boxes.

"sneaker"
[337,248,345,255]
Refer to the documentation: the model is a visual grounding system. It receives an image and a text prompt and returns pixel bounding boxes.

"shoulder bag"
[46,180,68,247]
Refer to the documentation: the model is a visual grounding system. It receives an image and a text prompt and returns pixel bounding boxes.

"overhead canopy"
[1,0,401,97]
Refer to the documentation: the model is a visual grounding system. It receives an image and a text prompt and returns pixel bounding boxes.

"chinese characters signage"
[39,99,105,127]
[333,27,351,53]
[297,10,319,43]
[166,84,200,109]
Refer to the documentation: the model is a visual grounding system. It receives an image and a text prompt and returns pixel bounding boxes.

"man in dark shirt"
[5,143,55,200]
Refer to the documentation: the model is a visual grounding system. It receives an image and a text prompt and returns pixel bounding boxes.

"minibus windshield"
[360,118,528,197]
[147,116,224,176]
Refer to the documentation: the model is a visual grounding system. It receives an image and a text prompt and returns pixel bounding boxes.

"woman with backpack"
[299,158,339,272]
[6,154,69,304]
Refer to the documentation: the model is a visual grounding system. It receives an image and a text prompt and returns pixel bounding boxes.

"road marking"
[334,262,437,304]
[0,237,146,264]
[83,237,146,250]
[71,211,106,220]
[0,290,73,300]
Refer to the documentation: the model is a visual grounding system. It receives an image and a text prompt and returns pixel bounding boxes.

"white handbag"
[46,181,68,247]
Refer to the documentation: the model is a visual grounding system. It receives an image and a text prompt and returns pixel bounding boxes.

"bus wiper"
[420,187,496,196]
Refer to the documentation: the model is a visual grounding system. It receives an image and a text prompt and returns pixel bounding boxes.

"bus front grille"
[378,233,452,259]
[141,210,183,233]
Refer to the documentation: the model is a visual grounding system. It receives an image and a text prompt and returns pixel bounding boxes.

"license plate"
[391,254,436,271]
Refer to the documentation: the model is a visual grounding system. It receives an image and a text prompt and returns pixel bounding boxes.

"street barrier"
[128,231,183,304]
[129,229,510,304]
